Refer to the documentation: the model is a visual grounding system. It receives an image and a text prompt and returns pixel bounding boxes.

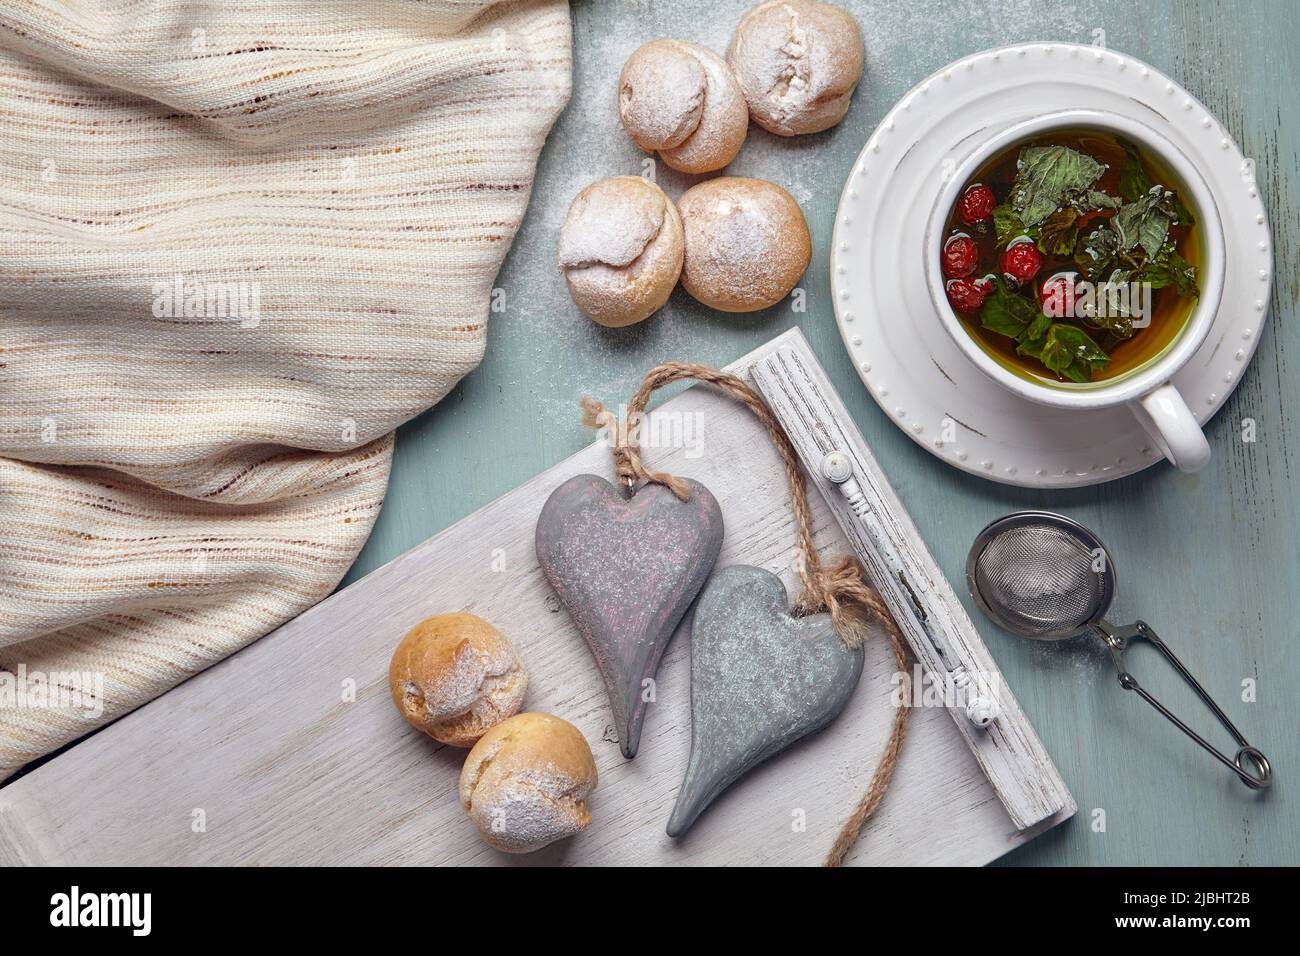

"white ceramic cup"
[925,109,1225,473]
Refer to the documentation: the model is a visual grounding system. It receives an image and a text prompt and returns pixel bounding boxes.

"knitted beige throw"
[0,0,572,780]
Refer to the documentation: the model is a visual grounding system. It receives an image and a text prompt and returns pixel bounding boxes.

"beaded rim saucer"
[829,42,1272,487]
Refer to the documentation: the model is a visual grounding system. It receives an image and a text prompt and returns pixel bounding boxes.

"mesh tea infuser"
[967,511,1271,790]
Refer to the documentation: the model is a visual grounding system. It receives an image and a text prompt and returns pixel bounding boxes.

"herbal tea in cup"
[940,128,1201,387]
[925,111,1226,473]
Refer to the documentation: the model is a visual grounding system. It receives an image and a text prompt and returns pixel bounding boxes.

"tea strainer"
[967,511,1271,790]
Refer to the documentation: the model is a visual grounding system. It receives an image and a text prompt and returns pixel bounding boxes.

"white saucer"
[830,42,1272,487]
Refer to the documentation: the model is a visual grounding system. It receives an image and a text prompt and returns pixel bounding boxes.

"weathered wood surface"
[328,0,1296,866]
[748,331,1074,830]
[0,337,1065,866]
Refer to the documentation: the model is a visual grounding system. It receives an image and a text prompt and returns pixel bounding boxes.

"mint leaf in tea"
[942,129,1202,387]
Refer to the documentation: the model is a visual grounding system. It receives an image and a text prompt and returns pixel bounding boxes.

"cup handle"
[1129,383,1211,473]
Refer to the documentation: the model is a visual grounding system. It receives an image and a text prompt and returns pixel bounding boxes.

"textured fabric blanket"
[0,0,572,780]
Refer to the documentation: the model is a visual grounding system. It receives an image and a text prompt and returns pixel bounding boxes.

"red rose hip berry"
[945,276,992,314]
[942,234,978,277]
[1001,240,1042,285]
[1039,272,1078,318]
[958,184,995,226]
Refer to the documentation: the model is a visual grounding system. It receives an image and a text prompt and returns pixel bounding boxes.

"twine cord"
[582,361,912,867]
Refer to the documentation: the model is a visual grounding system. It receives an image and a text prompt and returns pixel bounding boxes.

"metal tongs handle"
[1099,620,1272,790]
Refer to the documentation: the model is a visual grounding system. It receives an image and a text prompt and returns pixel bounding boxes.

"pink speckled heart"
[536,474,724,758]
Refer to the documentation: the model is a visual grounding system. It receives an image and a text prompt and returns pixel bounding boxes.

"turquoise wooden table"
[342,0,1299,866]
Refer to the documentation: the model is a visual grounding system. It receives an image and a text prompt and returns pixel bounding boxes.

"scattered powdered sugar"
[556,177,683,325]
[768,9,811,109]
[449,669,528,737]
[681,179,807,306]
[619,40,707,150]
[858,0,1099,91]
[419,638,524,725]
[558,178,666,269]
[690,193,779,287]
[465,762,593,852]
[734,3,813,115]
[460,719,596,852]
[659,43,747,171]
[727,1,861,133]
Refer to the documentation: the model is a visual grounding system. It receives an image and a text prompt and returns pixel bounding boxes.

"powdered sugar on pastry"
[388,613,528,747]
[678,176,811,312]
[418,638,521,722]
[558,177,666,269]
[619,40,707,151]
[617,39,748,174]
[727,1,864,137]
[458,713,598,854]
[558,176,684,327]
[462,761,593,853]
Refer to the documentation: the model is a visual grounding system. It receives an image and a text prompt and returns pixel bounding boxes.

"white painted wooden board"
[748,331,1075,830]
[0,335,1072,866]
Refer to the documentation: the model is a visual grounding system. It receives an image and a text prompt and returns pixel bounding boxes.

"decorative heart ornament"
[536,474,724,758]
[667,564,865,837]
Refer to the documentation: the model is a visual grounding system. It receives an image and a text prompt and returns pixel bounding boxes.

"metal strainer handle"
[1098,619,1272,790]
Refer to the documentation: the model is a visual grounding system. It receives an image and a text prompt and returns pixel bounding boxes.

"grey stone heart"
[536,474,723,758]
[667,564,865,837]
